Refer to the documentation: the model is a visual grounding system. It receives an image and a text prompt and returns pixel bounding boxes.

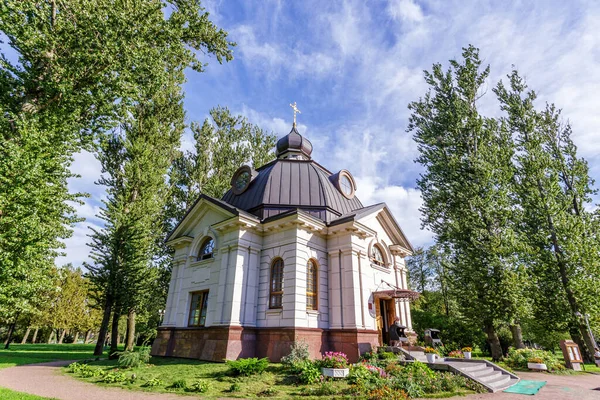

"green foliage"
[408,45,523,360]
[117,347,151,369]
[378,351,398,360]
[0,0,233,330]
[280,340,310,366]
[226,357,269,376]
[169,106,277,219]
[504,348,565,371]
[292,360,321,384]
[168,379,187,389]
[227,382,241,392]
[143,377,164,387]
[102,371,127,383]
[187,380,209,393]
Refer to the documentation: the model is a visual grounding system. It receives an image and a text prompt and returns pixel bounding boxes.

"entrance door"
[377,298,397,346]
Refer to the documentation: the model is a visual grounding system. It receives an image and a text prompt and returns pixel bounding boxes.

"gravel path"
[0,360,191,400]
[457,370,600,400]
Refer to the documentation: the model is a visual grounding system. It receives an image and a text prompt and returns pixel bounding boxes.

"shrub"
[188,380,209,393]
[280,340,310,367]
[143,377,164,387]
[391,376,424,398]
[378,351,398,360]
[169,379,187,389]
[102,372,127,383]
[359,350,379,364]
[320,352,349,368]
[226,357,270,376]
[117,347,151,369]
[294,360,322,384]
[67,362,83,373]
[504,348,564,371]
[347,364,386,389]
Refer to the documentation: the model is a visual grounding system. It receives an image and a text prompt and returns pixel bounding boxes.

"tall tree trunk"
[58,329,66,344]
[109,308,120,359]
[125,308,136,351]
[510,323,525,349]
[21,327,31,344]
[84,330,91,344]
[94,295,113,356]
[32,328,39,344]
[73,331,79,344]
[47,328,55,344]
[485,323,502,361]
[569,326,590,362]
[4,321,16,349]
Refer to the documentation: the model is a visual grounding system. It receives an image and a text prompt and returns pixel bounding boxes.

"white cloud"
[387,0,424,23]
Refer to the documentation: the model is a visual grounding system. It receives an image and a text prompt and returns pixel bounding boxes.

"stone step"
[459,363,488,372]
[477,371,503,383]
[493,377,519,390]
[470,367,497,378]
[487,374,512,389]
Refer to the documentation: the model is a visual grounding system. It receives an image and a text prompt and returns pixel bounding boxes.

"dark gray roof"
[276,125,313,158]
[222,159,363,223]
[328,203,386,226]
[166,194,259,242]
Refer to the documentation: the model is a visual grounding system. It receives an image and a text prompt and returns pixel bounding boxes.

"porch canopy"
[373,289,420,301]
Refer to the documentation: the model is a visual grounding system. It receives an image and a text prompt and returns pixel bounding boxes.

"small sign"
[368,293,376,318]
[560,340,583,370]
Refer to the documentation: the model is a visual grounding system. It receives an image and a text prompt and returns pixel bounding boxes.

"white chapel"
[152,111,418,362]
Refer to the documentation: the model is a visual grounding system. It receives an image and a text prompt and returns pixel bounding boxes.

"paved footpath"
[457,371,600,400]
[0,360,190,400]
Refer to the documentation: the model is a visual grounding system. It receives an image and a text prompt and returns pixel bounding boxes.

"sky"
[58,0,600,267]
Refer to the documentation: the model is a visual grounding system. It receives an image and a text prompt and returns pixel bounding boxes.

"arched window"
[198,237,215,261]
[371,244,386,267]
[269,258,284,309]
[306,260,318,310]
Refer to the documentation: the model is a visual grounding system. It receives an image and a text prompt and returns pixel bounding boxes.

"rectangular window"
[188,290,209,327]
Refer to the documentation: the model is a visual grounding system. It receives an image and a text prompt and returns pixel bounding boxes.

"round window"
[231,166,255,195]
[235,171,251,191]
[336,170,355,199]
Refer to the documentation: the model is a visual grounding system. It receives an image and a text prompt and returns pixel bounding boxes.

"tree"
[408,46,520,360]
[495,71,600,361]
[169,106,277,220]
[0,0,234,346]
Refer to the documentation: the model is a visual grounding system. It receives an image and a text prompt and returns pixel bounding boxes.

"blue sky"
[59,0,600,266]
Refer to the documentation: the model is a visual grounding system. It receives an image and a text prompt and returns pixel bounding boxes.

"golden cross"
[290,102,301,126]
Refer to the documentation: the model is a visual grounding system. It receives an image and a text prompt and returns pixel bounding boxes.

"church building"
[152,108,418,362]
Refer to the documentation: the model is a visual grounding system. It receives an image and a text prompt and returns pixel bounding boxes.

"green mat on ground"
[503,380,547,395]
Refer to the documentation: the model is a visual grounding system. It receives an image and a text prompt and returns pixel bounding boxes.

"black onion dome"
[222,159,363,223]
[276,125,313,158]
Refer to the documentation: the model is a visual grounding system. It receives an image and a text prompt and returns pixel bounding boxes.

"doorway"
[378,298,396,346]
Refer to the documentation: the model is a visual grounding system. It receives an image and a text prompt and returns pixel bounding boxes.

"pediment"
[166,195,242,244]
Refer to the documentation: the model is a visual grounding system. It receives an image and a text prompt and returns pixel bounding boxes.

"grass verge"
[0,344,104,369]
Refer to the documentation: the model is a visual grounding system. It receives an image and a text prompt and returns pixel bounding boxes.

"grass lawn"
[0,344,104,369]
[65,357,352,399]
[0,388,58,400]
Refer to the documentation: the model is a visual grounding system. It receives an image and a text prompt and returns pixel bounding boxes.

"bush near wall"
[504,348,565,371]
